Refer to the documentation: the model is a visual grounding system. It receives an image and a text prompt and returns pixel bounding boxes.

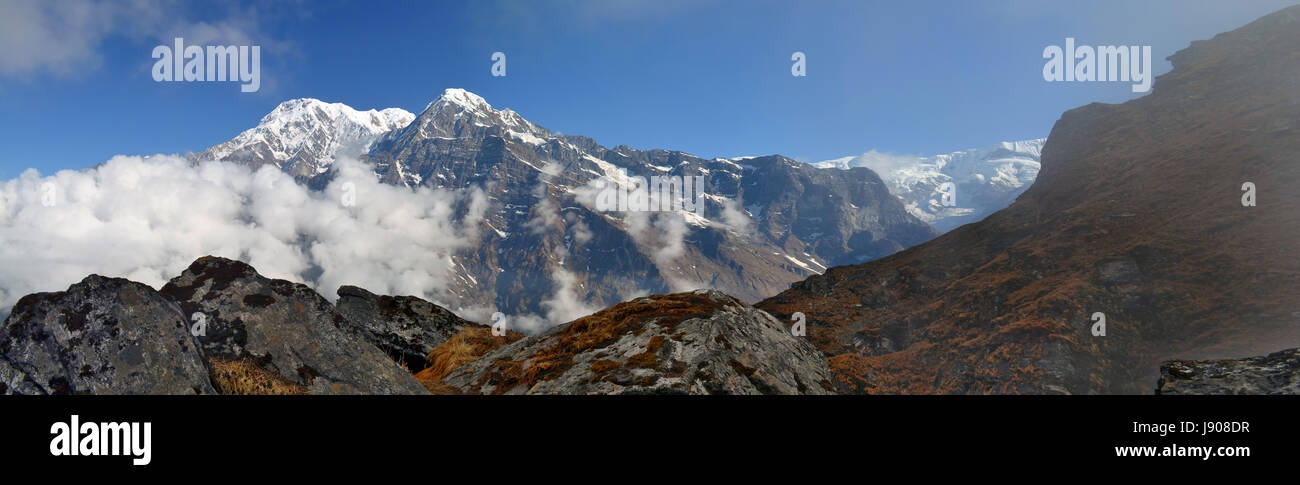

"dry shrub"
[414,327,525,383]
[208,358,308,395]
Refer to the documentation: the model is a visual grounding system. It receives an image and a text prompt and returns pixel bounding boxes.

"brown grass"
[414,327,525,384]
[208,358,308,395]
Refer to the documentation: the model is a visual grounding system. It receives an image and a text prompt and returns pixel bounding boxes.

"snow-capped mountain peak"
[813,139,1046,232]
[256,98,413,138]
[380,88,551,153]
[426,88,492,112]
[197,98,414,180]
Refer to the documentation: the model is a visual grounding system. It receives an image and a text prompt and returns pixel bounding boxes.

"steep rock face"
[335,285,485,372]
[0,275,215,395]
[759,6,1300,394]
[1157,348,1300,395]
[440,290,835,395]
[159,256,427,395]
[359,89,934,319]
[202,89,935,326]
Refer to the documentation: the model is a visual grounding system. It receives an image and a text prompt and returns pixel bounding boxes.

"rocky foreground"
[0,256,830,395]
[441,290,834,395]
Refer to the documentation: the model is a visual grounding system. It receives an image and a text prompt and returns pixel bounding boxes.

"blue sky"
[1,0,1296,179]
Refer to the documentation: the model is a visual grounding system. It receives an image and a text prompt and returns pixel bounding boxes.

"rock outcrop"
[0,275,215,395]
[441,290,835,395]
[1157,348,1300,395]
[335,285,484,372]
[159,256,428,395]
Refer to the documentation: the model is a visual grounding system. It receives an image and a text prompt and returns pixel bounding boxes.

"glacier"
[813,139,1045,233]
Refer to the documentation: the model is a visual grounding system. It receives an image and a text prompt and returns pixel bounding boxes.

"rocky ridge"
[0,257,832,395]
[158,257,429,395]
[1157,348,1300,395]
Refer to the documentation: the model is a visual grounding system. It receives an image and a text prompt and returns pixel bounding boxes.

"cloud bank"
[0,155,485,317]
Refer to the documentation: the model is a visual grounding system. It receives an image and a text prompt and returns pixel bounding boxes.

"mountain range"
[194,87,940,325]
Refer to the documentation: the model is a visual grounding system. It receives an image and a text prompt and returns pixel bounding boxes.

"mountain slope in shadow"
[758,5,1300,394]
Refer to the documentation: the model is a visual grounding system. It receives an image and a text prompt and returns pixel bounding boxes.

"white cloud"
[0,0,119,77]
[717,198,753,235]
[566,213,592,245]
[524,162,563,234]
[538,268,598,329]
[0,155,484,316]
[0,0,277,79]
[471,160,602,333]
[570,172,703,292]
[624,210,696,292]
[836,150,927,175]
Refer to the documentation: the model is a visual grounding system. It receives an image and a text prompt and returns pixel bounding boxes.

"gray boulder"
[335,285,484,372]
[1157,348,1300,395]
[0,275,215,395]
[442,289,836,395]
[159,256,427,395]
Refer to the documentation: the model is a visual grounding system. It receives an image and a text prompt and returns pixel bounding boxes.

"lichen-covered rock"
[441,289,836,395]
[159,256,427,395]
[335,285,483,372]
[0,356,43,395]
[0,275,215,395]
[1156,348,1300,395]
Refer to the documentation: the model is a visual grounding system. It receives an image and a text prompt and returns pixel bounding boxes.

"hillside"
[759,6,1300,394]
